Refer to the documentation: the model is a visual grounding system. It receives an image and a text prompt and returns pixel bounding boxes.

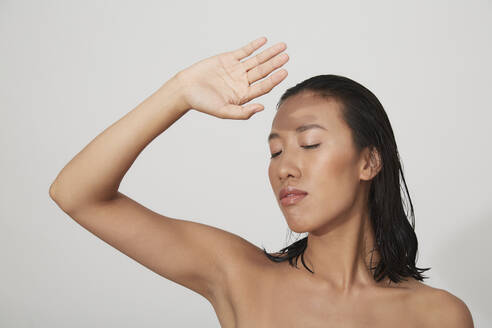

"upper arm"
[426,289,474,328]
[53,191,264,301]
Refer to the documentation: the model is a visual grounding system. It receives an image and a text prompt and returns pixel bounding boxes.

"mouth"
[280,193,308,206]
[279,186,308,200]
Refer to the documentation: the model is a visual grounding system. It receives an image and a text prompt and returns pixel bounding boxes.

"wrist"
[159,73,192,115]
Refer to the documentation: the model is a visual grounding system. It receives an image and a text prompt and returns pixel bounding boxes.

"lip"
[280,193,307,206]
[279,186,308,200]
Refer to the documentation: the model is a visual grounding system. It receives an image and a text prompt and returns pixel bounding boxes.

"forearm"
[49,74,190,212]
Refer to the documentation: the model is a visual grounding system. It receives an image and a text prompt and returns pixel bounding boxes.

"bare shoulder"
[410,283,474,328]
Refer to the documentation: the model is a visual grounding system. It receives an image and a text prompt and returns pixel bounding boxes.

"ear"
[359,146,382,181]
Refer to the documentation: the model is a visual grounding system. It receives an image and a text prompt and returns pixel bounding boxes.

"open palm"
[176,37,289,119]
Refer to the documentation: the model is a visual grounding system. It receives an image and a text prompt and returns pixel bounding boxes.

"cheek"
[268,165,275,186]
[311,150,360,220]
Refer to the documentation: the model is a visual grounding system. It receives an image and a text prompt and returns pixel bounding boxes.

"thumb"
[222,103,264,119]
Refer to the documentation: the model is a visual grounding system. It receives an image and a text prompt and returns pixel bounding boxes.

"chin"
[288,226,305,233]
[286,220,312,234]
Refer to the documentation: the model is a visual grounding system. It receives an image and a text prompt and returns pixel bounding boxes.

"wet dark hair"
[261,74,431,284]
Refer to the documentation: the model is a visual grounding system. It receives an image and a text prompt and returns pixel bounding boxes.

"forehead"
[271,92,344,132]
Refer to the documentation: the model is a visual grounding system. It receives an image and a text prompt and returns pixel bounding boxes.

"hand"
[175,36,289,120]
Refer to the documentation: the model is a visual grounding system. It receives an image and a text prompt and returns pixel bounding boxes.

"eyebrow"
[268,123,327,142]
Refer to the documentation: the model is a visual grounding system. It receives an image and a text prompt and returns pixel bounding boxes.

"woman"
[49,37,473,327]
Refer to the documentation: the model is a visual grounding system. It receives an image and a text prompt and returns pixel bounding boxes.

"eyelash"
[270,144,321,159]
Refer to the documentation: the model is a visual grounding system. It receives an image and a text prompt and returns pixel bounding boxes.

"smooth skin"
[265,93,474,327]
[49,37,473,327]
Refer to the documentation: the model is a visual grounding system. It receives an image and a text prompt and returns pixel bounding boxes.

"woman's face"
[268,92,368,234]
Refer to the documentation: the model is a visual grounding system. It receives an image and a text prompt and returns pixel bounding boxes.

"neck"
[302,187,390,296]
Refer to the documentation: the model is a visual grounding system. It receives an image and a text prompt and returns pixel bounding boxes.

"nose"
[276,155,302,182]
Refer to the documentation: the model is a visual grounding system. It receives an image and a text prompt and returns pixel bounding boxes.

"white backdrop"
[1,0,490,326]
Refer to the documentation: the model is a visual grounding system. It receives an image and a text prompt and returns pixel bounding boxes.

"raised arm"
[49,75,189,210]
[49,36,289,301]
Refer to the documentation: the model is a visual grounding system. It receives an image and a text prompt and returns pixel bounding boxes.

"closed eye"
[270,143,321,159]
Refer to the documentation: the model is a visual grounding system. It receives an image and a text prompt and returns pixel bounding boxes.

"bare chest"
[232,289,422,328]
[210,264,428,328]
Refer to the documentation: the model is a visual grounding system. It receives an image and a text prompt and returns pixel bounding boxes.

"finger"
[221,103,264,120]
[246,69,288,101]
[247,52,289,85]
[231,36,267,61]
[241,42,287,72]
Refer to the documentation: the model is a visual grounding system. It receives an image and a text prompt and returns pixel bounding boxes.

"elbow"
[49,179,62,202]
[49,183,57,200]
[49,181,72,214]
